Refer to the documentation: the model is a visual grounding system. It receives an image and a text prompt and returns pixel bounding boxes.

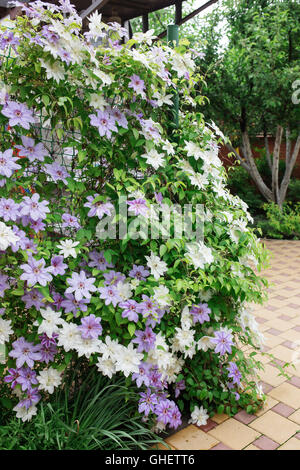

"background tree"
[198,0,300,207]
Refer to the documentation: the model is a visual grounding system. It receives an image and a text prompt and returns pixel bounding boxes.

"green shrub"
[0,367,165,450]
[227,165,265,216]
[257,202,300,239]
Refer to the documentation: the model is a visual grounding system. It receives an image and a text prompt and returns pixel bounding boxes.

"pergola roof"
[76,0,188,22]
[0,0,218,29]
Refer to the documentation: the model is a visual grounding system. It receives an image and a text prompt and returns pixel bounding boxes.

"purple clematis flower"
[127,198,149,217]
[20,256,53,287]
[138,389,158,416]
[1,100,35,129]
[211,330,234,356]
[89,110,117,139]
[98,285,121,307]
[78,314,102,340]
[15,136,48,162]
[132,326,156,352]
[18,387,41,409]
[20,193,50,221]
[175,380,186,398]
[17,367,38,392]
[9,337,42,368]
[190,303,211,324]
[0,30,20,50]
[62,213,81,229]
[103,270,125,285]
[0,273,9,298]
[119,300,141,323]
[30,218,46,233]
[168,404,182,429]
[84,194,114,219]
[65,270,97,301]
[0,198,20,221]
[0,149,21,177]
[44,162,70,184]
[227,361,242,385]
[61,293,89,316]
[22,289,45,310]
[51,255,68,276]
[109,107,128,129]
[132,362,151,388]
[128,74,145,96]
[128,264,150,281]
[154,399,173,425]
[4,368,21,388]
[88,250,114,270]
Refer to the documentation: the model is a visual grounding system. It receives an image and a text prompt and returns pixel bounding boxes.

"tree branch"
[271,125,283,203]
[278,133,300,206]
[242,130,274,202]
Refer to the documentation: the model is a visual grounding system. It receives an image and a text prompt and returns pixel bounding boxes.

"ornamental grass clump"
[0,0,268,430]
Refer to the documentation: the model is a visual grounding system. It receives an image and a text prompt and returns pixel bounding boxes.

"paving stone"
[288,409,300,425]
[278,438,300,450]
[152,442,175,450]
[197,419,217,433]
[269,383,300,409]
[287,376,300,388]
[271,402,295,418]
[255,396,279,417]
[259,363,287,387]
[210,442,232,450]
[279,329,300,342]
[244,444,261,450]
[211,413,229,424]
[165,425,219,450]
[234,410,257,425]
[252,436,279,450]
[268,345,295,363]
[208,418,260,450]
[249,411,299,444]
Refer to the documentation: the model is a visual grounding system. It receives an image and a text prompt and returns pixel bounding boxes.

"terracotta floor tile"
[165,425,219,450]
[210,442,232,450]
[249,410,299,444]
[271,402,295,418]
[234,410,257,425]
[252,435,279,450]
[208,418,260,450]
[269,383,300,409]
[287,376,300,388]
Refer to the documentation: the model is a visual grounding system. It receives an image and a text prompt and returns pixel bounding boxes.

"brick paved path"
[162,240,300,450]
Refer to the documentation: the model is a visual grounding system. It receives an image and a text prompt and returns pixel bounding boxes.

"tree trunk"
[241,130,274,202]
[271,125,283,203]
[278,133,300,207]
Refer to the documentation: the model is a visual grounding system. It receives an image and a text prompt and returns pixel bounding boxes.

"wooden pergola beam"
[175,0,182,24]
[157,0,218,39]
[80,0,110,19]
[142,13,149,32]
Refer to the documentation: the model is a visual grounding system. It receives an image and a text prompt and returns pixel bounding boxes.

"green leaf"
[128,323,136,337]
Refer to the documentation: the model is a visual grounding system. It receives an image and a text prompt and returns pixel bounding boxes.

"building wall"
[219,137,300,179]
